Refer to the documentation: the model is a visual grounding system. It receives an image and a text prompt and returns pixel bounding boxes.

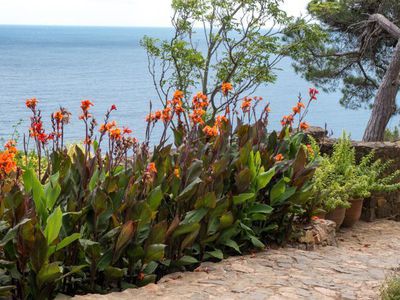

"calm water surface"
[0,25,389,143]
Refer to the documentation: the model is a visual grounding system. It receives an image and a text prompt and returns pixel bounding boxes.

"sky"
[0,0,309,27]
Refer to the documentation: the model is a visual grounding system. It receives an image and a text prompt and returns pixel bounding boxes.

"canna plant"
[0,85,318,299]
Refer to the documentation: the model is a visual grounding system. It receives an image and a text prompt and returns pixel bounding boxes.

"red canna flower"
[80,100,94,112]
[274,154,284,162]
[309,88,319,100]
[123,127,132,134]
[110,104,117,111]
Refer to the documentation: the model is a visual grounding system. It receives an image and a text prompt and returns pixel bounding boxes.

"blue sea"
[0,25,388,144]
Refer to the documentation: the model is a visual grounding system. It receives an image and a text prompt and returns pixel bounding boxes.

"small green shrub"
[384,126,400,142]
[381,275,400,300]
[311,132,400,215]
[358,151,400,193]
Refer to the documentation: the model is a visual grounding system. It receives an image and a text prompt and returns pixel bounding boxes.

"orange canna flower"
[100,121,117,133]
[192,92,209,109]
[221,82,233,96]
[146,113,155,122]
[173,167,180,179]
[173,90,184,100]
[110,127,122,140]
[0,150,17,176]
[190,108,206,125]
[161,106,172,122]
[203,125,219,137]
[241,97,252,113]
[292,106,301,114]
[147,162,157,174]
[274,154,284,162]
[215,115,228,129]
[281,115,294,127]
[297,102,305,109]
[4,140,17,154]
[174,104,184,115]
[53,111,64,123]
[300,122,309,130]
[155,110,162,120]
[26,98,38,110]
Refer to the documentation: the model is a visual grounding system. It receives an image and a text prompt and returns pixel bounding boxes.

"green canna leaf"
[147,185,163,210]
[144,244,166,263]
[44,206,63,245]
[233,193,255,205]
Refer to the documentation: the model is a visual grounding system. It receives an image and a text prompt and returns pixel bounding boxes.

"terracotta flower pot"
[325,207,346,229]
[342,198,364,228]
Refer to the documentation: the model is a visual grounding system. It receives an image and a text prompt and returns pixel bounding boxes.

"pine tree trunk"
[362,39,400,142]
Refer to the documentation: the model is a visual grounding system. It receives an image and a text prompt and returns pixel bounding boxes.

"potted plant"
[342,174,370,227]
[342,151,400,226]
[311,156,350,229]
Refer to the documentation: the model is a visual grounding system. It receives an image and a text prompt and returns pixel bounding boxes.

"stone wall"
[306,127,400,221]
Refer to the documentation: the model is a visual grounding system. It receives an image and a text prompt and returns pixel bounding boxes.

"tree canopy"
[285,0,400,111]
[141,0,298,114]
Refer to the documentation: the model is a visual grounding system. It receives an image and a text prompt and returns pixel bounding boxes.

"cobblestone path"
[69,220,400,300]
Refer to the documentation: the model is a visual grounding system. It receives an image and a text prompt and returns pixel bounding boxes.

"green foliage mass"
[0,98,317,299]
[381,275,400,300]
[141,0,309,113]
[311,132,400,213]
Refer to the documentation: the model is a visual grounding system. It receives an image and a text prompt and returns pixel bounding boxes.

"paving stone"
[64,220,400,300]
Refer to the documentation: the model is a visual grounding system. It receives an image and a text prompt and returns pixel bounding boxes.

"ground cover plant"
[0,85,319,299]
[381,274,400,300]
